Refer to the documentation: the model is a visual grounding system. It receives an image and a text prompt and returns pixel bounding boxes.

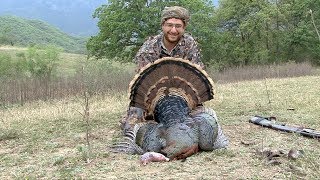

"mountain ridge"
[0,15,86,53]
[0,0,105,36]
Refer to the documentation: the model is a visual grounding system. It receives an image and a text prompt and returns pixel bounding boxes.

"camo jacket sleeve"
[134,35,161,71]
[181,34,204,68]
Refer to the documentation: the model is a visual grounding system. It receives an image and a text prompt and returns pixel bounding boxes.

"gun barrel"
[249,116,320,139]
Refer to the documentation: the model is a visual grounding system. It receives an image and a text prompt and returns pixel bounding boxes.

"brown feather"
[129,57,215,115]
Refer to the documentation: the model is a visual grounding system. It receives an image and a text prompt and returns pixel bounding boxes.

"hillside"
[0,15,87,53]
[0,0,105,36]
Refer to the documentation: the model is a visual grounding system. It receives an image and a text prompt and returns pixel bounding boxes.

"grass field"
[1,73,319,179]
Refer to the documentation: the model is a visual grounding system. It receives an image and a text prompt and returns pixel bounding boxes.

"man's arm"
[184,35,204,69]
[134,47,150,72]
[134,37,159,72]
[189,43,204,69]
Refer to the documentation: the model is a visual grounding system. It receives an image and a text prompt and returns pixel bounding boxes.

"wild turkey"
[113,57,228,160]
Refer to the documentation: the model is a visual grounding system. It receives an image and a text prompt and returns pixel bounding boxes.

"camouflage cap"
[161,6,190,25]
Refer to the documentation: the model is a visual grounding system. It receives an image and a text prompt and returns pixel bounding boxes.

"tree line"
[87,0,320,69]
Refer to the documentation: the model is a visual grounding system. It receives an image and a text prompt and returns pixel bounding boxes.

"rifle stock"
[249,116,320,139]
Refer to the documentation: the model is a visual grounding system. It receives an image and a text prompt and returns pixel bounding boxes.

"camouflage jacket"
[134,32,204,71]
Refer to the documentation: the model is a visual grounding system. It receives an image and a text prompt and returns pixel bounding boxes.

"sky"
[213,0,219,6]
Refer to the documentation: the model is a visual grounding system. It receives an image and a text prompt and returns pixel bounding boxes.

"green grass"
[1,74,319,179]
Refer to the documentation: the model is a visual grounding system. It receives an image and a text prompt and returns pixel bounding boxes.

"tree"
[213,0,273,67]
[87,0,216,64]
[26,45,62,100]
[0,53,13,77]
[0,26,15,46]
[88,0,320,68]
[212,0,320,67]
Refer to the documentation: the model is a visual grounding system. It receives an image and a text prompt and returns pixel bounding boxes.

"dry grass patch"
[211,62,316,83]
[1,75,319,179]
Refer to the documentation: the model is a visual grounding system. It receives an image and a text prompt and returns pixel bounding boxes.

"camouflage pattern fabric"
[161,6,190,25]
[134,32,204,71]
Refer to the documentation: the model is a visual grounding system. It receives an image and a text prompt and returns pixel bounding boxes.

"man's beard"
[164,33,182,44]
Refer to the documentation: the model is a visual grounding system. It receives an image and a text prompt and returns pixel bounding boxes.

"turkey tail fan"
[128,57,215,116]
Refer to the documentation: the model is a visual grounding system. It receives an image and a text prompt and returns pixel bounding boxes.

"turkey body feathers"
[111,58,227,162]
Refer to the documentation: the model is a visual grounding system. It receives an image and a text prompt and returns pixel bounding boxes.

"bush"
[0,52,13,77]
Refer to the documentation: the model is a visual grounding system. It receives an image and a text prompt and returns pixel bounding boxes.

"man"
[120,6,228,150]
[121,6,203,130]
[134,6,204,72]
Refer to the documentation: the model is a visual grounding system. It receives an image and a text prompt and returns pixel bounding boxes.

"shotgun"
[249,115,320,139]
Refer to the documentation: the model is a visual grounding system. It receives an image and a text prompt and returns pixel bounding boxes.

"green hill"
[0,15,87,53]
